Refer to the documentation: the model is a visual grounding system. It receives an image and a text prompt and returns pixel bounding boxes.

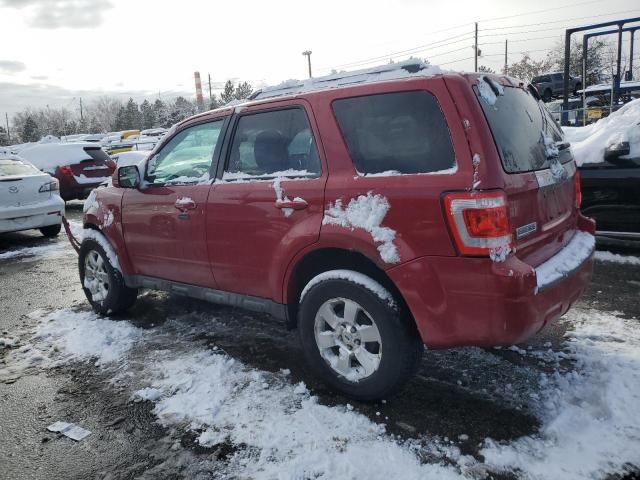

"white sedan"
[0,154,65,237]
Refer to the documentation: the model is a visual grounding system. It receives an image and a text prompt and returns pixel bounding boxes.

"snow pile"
[131,345,464,479]
[220,169,314,182]
[594,250,640,266]
[174,196,194,207]
[323,192,400,264]
[32,309,143,366]
[563,98,640,165]
[83,189,99,213]
[477,77,499,106]
[535,231,595,291]
[482,308,640,479]
[103,209,114,227]
[300,269,396,307]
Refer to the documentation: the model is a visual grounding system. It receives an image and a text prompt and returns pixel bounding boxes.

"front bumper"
[0,196,65,233]
[388,230,594,349]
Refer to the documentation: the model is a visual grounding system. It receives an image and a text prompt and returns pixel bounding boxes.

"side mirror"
[115,165,140,188]
[604,141,631,161]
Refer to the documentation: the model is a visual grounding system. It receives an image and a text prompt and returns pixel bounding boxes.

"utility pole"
[629,30,635,80]
[302,50,313,78]
[208,73,213,101]
[79,97,83,121]
[5,113,10,144]
[474,22,478,72]
[504,39,508,75]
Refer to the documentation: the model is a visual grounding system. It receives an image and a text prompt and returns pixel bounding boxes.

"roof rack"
[250,59,442,101]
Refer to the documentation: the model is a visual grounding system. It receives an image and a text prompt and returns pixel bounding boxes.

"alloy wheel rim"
[313,297,382,382]
[83,250,110,302]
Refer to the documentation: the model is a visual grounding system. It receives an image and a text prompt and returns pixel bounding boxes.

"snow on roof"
[579,80,640,93]
[563,97,640,165]
[251,59,443,101]
[18,141,103,173]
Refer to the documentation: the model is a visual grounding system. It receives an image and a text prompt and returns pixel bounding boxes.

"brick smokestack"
[194,71,204,110]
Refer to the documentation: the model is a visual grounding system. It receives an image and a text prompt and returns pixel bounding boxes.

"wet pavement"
[1,202,639,479]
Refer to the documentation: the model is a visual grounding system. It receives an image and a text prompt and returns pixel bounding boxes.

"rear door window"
[332,91,455,175]
[83,147,110,162]
[225,108,321,177]
[0,159,39,177]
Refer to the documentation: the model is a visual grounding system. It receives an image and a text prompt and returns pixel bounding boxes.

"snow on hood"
[563,98,640,165]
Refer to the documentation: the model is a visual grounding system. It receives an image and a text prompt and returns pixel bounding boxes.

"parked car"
[72,62,595,400]
[546,96,606,126]
[18,142,115,201]
[532,72,582,101]
[0,151,64,237]
[565,98,640,245]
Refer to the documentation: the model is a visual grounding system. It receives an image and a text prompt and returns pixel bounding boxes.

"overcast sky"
[1,0,639,118]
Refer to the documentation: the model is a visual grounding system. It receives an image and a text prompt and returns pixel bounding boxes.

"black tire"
[543,88,553,102]
[574,83,582,96]
[40,224,61,238]
[298,277,423,401]
[79,238,138,315]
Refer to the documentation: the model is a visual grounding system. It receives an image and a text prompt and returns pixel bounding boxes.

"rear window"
[475,84,570,173]
[0,159,39,177]
[83,147,110,162]
[332,91,456,175]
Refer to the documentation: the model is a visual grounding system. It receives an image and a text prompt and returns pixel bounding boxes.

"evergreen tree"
[21,116,40,142]
[77,117,89,133]
[234,81,253,100]
[220,80,235,104]
[0,126,9,146]
[114,106,127,130]
[88,115,102,133]
[140,100,156,129]
[208,94,221,110]
[170,96,195,124]
[153,99,170,128]
[123,98,141,130]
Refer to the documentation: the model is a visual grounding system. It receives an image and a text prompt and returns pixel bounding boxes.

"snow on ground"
[563,98,640,165]
[3,304,639,479]
[481,308,640,480]
[594,250,640,266]
[0,219,82,261]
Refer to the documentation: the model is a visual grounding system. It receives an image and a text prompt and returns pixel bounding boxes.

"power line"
[480,8,640,32]
[477,0,603,24]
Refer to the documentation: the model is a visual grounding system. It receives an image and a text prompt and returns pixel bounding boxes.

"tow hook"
[62,216,81,254]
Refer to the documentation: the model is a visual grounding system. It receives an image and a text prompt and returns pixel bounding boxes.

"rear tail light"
[39,179,59,192]
[443,190,512,256]
[106,159,117,170]
[58,165,73,176]
[574,171,582,209]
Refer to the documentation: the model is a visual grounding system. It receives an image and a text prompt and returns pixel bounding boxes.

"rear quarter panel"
[308,77,473,268]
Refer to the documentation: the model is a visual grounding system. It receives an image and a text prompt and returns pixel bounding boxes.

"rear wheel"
[298,274,422,401]
[79,238,138,315]
[40,224,61,238]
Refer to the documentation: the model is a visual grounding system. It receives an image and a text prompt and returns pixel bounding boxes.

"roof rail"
[251,59,442,101]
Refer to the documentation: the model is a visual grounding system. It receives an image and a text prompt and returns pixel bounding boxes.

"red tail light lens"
[574,171,582,209]
[443,191,512,256]
[58,165,73,176]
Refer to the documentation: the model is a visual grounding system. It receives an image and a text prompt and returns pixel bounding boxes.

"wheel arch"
[284,247,416,332]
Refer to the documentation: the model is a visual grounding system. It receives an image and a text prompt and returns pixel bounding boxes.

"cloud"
[0,80,192,117]
[30,75,48,80]
[0,60,26,73]
[0,0,113,28]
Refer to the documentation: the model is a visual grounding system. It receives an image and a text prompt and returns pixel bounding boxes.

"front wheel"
[298,273,422,401]
[79,238,138,315]
[40,224,61,238]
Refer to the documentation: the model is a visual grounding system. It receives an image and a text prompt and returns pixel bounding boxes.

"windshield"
[475,83,571,173]
[0,159,39,177]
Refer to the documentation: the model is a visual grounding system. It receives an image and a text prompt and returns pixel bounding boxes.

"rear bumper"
[58,175,108,201]
[388,229,594,349]
[0,196,65,233]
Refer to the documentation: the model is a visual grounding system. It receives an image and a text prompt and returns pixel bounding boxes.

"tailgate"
[70,147,114,181]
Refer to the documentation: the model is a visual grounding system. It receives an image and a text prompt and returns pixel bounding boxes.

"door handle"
[175,198,196,211]
[275,198,308,211]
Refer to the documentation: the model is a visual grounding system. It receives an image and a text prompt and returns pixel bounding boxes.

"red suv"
[74,62,595,400]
